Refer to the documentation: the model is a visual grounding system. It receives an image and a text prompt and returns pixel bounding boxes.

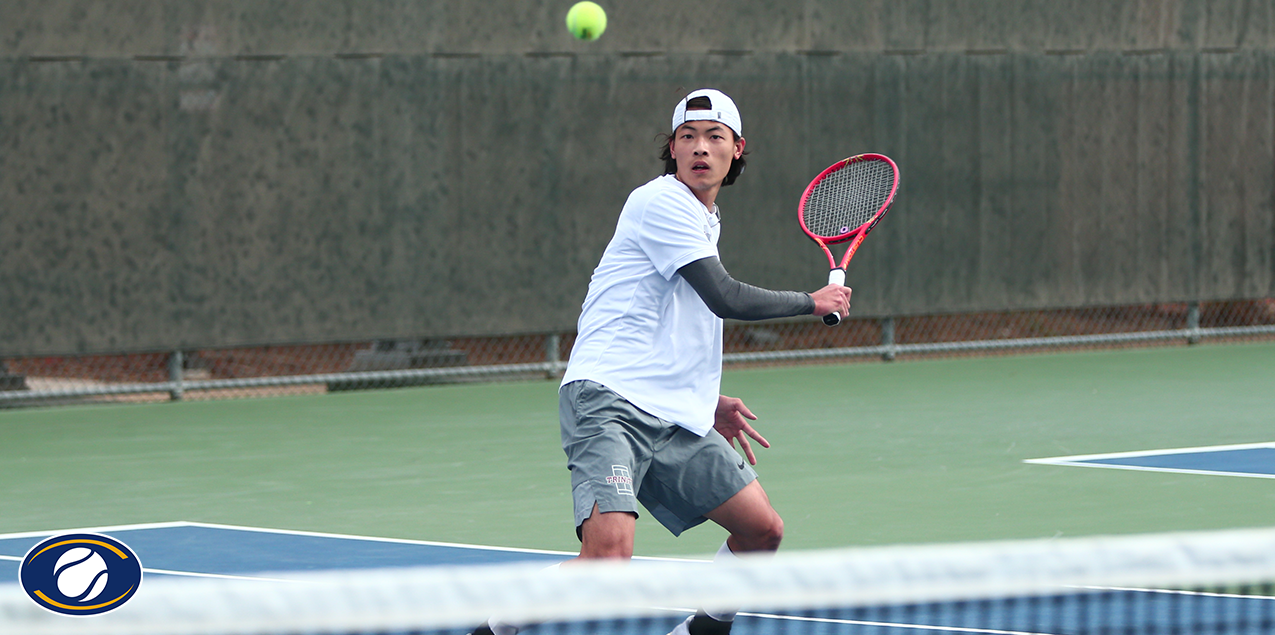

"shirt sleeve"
[677,256,816,321]
[636,190,719,280]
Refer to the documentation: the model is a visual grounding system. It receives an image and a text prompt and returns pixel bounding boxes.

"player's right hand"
[811,284,852,320]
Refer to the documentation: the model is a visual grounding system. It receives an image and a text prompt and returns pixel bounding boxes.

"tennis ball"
[54,548,109,602]
[566,2,607,41]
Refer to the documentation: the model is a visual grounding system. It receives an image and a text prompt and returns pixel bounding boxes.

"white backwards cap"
[671,88,742,138]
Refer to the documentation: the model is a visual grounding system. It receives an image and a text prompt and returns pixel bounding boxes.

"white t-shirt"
[562,175,723,436]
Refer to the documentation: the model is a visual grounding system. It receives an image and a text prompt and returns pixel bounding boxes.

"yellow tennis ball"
[566,2,607,41]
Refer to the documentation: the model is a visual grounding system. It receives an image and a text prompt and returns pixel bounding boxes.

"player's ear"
[734,136,746,159]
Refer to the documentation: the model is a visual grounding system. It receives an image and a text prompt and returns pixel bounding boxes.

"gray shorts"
[559,380,758,537]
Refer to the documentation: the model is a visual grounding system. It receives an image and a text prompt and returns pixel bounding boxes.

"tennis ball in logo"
[54,547,109,602]
[566,2,607,41]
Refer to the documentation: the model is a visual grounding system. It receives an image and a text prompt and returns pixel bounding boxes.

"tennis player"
[475,89,850,635]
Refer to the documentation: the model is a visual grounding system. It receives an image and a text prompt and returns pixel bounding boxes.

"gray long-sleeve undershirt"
[677,256,815,321]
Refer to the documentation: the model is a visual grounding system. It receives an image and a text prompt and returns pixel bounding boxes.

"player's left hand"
[714,395,771,465]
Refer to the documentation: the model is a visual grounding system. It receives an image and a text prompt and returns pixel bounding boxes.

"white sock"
[489,563,562,635]
[703,541,738,622]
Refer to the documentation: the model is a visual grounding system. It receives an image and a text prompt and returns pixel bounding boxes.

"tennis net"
[3,527,1275,635]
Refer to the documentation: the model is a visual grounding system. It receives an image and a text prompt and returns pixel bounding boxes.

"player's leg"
[471,382,650,635]
[704,480,784,553]
[664,481,785,635]
[473,508,637,635]
[644,429,776,635]
[577,503,637,559]
[560,380,654,559]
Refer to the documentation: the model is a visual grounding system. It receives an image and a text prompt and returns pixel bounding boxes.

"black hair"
[658,96,749,187]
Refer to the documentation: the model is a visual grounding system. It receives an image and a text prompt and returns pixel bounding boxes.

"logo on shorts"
[19,533,143,616]
[605,465,634,496]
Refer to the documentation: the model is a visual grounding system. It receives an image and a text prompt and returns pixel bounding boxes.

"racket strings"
[802,159,895,240]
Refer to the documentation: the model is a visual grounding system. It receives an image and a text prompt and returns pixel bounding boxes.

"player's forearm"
[678,257,815,321]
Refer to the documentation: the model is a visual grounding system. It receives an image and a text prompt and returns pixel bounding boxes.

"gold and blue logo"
[19,533,142,616]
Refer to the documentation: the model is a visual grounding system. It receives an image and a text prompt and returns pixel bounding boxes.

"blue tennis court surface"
[0,521,570,585]
[1026,442,1275,479]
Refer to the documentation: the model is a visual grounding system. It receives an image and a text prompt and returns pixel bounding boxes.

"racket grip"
[823,268,846,326]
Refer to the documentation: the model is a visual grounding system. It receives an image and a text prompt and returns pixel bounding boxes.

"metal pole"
[1186,302,1201,345]
[881,317,897,361]
[545,334,561,379]
[169,351,184,401]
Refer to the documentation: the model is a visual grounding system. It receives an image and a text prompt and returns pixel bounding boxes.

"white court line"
[1025,442,1275,479]
[738,585,1275,635]
[740,611,1050,635]
[0,520,582,557]
[149,521,698,563]
[0,521,702,569]
[2,553,299,582]
[1028,441,1275,463]
[177,521,584,557]
[652,606,1051,635]
[177,521,699,562]
[0,520,193,540]
[660,583,1275,635]
[1073,584,1275,601]
[140,568,299,582]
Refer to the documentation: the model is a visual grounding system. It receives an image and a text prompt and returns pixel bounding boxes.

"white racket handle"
[823,268,846,326]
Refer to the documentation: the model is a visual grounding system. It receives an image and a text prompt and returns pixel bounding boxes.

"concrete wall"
[2,2,1273,355]
[3,0,1273,57]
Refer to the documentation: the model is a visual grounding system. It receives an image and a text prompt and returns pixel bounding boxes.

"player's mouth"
[691,161,711,173]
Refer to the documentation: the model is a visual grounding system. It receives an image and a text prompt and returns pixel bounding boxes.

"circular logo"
[19,533,142,616]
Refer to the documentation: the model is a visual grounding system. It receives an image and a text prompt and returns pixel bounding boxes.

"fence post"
[1186,302,1201,345]
[168,351,184,401]
[545,334,561,378]
[881,317,897,361]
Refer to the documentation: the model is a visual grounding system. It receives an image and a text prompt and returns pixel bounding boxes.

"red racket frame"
[798,153,899,325]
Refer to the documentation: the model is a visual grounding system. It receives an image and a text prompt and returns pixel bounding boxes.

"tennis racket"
[798,153,900,326]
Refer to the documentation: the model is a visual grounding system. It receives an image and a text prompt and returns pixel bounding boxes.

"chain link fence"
[2,298,1273,408]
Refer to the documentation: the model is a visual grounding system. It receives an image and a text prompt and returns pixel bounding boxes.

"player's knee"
[579,535,633,560]
[760,513,784,551]
[578,510,637,560]
[735,511,783,553]
[580,524,634,559]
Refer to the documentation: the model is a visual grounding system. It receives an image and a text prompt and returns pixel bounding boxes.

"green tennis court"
[2,342,1271,559]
